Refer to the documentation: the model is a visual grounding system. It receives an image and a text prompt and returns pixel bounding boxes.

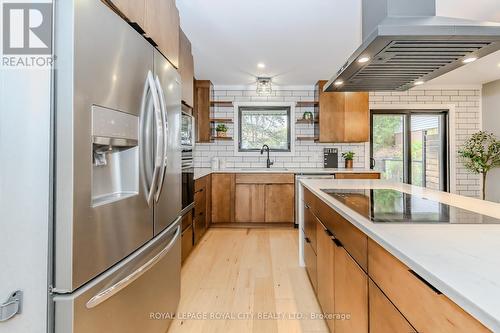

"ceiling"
[177,0,500,87]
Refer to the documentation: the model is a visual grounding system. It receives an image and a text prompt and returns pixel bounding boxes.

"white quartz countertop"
[299,179,500,332]
[193,167,378,180]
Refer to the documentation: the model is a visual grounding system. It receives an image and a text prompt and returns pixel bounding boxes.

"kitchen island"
[298,179,500,333]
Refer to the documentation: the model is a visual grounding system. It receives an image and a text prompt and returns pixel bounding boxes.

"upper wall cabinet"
[314,80,369,143]
[145,0,180,68]
[104,0,180,68]
[179,28,194,107]
[194,80,213,143]
[106,0,146,28]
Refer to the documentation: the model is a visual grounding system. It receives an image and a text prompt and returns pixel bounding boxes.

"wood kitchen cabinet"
[179,28,194,107]
[105,0,145,28]
[194,80,213,143]
[369,279,417,333]
[105,0,180,68]
[181,210,193,263]
[144,0,179,68]
[368,239,489,333]
[265,184,295,222]
[233,174,295,224]
[211,173,235,223]
[316,220,335,332]
[194,175,208,244]
[314,80,369,143]
[335,172,380,180]
[235,184,265,222]
[334,240,369,333]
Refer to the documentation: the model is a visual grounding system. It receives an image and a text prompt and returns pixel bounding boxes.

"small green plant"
[216,124,228,132]
[459,131,500,200]
[342,151,355,160]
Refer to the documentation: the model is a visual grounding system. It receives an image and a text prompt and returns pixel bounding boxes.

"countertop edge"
[299,180,500,332]
[193,168,379,180]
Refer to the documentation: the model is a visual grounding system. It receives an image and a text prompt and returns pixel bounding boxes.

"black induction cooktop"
[321,189,500,224]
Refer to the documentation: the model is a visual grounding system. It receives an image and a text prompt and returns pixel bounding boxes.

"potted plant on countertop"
[215,124,228,138]
[459,131,500,200]
[342,151,355,169]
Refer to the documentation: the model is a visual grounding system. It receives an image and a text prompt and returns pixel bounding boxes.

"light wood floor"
[168,228,329,333]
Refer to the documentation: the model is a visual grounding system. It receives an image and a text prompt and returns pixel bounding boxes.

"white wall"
[482,79,500,203]
[0,66,51,332]
[194,86,483,198]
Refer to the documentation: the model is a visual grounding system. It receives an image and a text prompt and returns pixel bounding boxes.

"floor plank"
[168,228,329,333]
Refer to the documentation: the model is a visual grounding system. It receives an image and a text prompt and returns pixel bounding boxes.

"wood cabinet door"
[205,175,212,228]
[344,92,369,142]
[194,80,212,143]
[369,279,416,333]
[145,0,179,68]
[303,203,317,254]
[334,173,380,180]
[179,28,194,107]
[316,221,335,332]
[107,0,146,27]
[334,242,368,333]
[211,174,235,223]
[234,184,265,222]
[316,80,345,143]
[304,231,317,293]
[264,184,295,223]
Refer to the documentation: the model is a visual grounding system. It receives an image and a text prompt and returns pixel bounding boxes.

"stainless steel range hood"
[324,0,500,92]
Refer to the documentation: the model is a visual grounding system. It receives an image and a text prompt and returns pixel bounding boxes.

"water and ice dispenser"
[91,106,139,207]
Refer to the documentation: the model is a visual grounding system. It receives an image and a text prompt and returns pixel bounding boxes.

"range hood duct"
[324,0,500,92]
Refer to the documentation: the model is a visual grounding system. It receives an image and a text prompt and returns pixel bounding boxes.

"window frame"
[370,109,450,191]
[233,102,296,156]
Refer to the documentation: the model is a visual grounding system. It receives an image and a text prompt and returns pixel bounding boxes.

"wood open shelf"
[211,136,233,141]
[210,101,234,107]
[296,101,318,108]
[296,136,318,141]
[210,118,233,124]
[296,118,318,124]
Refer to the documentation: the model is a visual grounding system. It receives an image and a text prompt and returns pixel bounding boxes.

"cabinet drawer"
[181,224,193,263]
[334,173,380,180]
[368,239,489,333]
[304,231,317,292]
[369,279,416,333]
[313,195,368,271]
[303,203,317,254]
[235,173,294,184]
[194,189,206,216]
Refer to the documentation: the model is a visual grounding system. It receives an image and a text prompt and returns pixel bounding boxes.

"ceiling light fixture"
[257,63,266,69]
[256,77,272,95]
[334,80,344,86]
[414,80,425,86]
[463,57,478,64]
[358,56,370,63]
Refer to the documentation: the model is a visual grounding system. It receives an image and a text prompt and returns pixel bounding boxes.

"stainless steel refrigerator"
[52,1,182,332]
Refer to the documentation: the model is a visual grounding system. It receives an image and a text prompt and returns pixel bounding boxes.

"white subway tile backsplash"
[194,88,481,198]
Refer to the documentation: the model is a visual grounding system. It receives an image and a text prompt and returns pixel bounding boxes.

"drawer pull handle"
[305,237,311,243]
[324,228,333,237]
[409,270,442,295]
[332,238,343,248]
[304,204,310,209]
[195,188,204,194]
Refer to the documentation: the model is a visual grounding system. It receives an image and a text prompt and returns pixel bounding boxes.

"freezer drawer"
[54,218,181,333]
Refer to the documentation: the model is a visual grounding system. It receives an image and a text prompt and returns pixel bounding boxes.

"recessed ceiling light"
[358,57,370,63]
[414,81,425,86]
[463,57,478,64]
[257,63,266,69]
[334,80,344,86]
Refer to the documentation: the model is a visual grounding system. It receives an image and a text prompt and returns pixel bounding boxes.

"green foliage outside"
[240,112,289,150]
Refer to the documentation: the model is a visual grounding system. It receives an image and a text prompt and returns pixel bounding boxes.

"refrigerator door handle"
[154,75,168,202]
[140,71,163,207]
[85,221,181,309]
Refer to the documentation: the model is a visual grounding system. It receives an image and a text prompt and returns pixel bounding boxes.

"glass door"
[371,111,448,191]
[371,114,406,183]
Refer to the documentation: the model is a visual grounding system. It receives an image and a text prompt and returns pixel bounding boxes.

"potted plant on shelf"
[215,124,228,138]
[458,131,500,200]
[342,151,355,169]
